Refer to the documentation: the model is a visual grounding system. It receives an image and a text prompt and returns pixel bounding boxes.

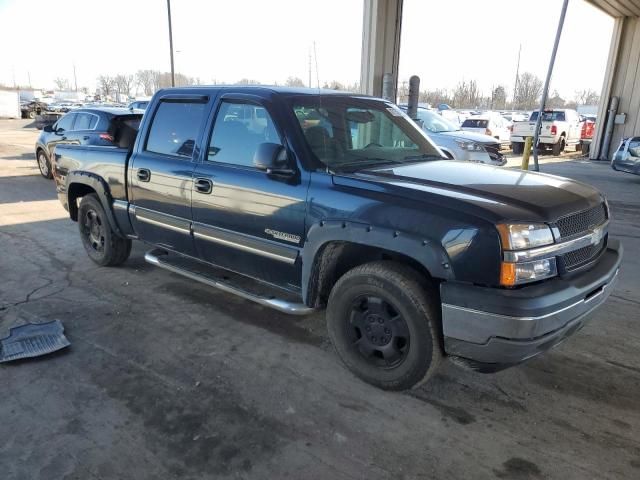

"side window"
[55,113,76,132]
[88,114,99,129]
[74,113,92,130]
[628,138,640,157]
[208,101,281,167]
[146,101,207,158]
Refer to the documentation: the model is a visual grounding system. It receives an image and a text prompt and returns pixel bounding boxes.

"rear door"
[191,94,307,290]
[66,111,100,145]
[46,112,77,158]
[128,94,211,256]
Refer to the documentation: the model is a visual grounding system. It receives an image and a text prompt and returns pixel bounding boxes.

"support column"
[360,0,403,99]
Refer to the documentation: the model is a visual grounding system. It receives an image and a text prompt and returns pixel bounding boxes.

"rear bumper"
[440,239,622,371]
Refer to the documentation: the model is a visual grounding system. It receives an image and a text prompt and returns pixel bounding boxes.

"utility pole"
[27,71,31,89]
[73,63,78,91]
[313,41,319,89]
[308,47,312,88]
[166,0,175,87]
[532,0,569,172]
[512,43,521,107]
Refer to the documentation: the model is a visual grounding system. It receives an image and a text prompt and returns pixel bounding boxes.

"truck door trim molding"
[192,222,298,264]
[132,206,191,235]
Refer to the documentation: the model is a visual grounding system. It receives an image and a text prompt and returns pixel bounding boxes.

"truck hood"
[337,160,603,223]
[437,130,499,144]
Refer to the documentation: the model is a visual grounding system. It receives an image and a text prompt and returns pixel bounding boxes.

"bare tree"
[115,74,135,97]
[285,76,305,87]
[452,80,481,108]
[97,75,116,97]
[513,72,543,110]
[54,77,70,90]
[136,70,157,96]
[235,78,260,85]
[491,85,507,110]
[546,89,566,108]
[574,89,599,106]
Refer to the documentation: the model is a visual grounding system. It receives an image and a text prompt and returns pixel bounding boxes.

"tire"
[36,150,53,179]
[552,136,565,156]
[78,194,132,266]
[28,111,36,119]
[512,142,523,154]
[581,143,590,155]
[326,261,442,390]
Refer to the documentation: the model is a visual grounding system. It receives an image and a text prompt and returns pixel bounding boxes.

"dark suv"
[35,107,142,178]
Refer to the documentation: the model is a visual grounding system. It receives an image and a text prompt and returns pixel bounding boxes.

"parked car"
[511,109,583,155]
[127,100,150,111]
[401,105,505,165]
[34,108,142,179]
[612,136,640,175]
[20,101,48,119]
[501,112,527,123]
[51,86,621,390]
[580,117,596,155]
[461,114,511,145]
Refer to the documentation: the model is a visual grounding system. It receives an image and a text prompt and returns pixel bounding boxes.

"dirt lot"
[1,119,639,480]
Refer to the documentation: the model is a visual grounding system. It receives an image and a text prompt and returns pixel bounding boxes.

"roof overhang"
[585,0,640,17]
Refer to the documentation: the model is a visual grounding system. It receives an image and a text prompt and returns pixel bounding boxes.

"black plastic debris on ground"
[0,320,70,363]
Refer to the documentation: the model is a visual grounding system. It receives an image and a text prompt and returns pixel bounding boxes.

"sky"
[0,0,613,100]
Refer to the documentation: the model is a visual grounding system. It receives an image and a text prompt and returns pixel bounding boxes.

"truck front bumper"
[440,239,622,371]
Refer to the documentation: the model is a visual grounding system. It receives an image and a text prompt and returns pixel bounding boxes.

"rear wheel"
[326,261,442,390]
[552,136,566,156]
[78,194,132,266]
[28,111,36,119]
[36,150,52,179]
[512,142,523,154]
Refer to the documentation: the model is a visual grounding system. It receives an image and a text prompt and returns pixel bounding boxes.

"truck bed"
[53,144,130,202]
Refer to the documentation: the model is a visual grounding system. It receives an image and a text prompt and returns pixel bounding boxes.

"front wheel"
[78,194,132,266]
[326,261,442,390]
[36,150,52,179]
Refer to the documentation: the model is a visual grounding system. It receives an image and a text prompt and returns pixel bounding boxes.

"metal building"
[360,0,640,161]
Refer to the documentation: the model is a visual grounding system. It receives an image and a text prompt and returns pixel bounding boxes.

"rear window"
[145,101,207,158]
[530,111,566,122]
[110,114,143,149]
[462,119,488,128]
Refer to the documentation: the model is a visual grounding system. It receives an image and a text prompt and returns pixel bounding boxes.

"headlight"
[500,258,558,286]
[455,140,485,152]
[497,223,557,286]
[496,223,554,250]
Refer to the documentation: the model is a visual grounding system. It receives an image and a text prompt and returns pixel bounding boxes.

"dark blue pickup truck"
[53,86,622,390]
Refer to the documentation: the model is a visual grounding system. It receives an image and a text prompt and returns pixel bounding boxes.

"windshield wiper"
[333,158,403,172]
[402,153,443,162]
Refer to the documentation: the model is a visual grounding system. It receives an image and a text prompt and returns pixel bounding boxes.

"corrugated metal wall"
[601,16,640,158]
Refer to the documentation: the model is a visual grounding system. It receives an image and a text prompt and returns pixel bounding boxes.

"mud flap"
[0,320,70,363]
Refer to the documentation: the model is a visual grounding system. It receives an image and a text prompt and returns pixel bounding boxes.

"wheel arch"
[67,172,125,238]
[302,221,454,308]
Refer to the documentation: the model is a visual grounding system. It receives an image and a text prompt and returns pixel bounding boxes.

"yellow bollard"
[521,136,533,170]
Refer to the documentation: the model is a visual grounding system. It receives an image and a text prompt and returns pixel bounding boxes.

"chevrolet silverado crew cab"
[511,109,583,155]
[53,87,622,390]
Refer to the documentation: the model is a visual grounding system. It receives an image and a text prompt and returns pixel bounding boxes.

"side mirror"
[43,125,53,133]
[253,142,294,176]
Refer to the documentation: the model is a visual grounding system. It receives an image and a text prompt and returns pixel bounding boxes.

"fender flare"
[66,171,125,238]
[301,220,454,305]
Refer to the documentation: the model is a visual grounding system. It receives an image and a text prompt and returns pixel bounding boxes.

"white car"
[510,109,583,155]
[461,114,511,145]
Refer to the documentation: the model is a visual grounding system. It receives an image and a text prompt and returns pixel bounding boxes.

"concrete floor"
[1,119,639,480]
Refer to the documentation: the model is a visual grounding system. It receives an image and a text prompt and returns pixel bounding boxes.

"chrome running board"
[144,248,316,316]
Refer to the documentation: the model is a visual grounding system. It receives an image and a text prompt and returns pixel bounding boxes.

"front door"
[191,96,308,291]
[128,95,211,256]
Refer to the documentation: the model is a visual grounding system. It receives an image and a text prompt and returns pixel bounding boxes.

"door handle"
[83,135,90,140]
[194,177,213,194]
[137,168,151,182]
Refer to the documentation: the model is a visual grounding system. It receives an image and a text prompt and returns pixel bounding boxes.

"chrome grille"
[556,204,607,238]
[561,237,606,271]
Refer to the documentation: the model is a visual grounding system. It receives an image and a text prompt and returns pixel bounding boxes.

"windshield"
[413,108,460,133]
[530,111,566,122]
[292,97,443,171]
